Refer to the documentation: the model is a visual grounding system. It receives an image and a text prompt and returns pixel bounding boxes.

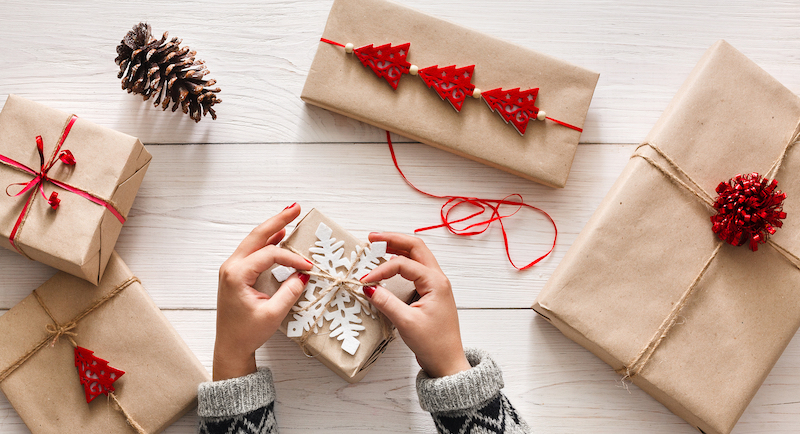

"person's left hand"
[213,203,313,381]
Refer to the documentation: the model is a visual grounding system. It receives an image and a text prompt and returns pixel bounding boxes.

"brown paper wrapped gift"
[301,0,599,188]
[0,251,210,433]
[255,208,416,382]
[0,95,152,284]
[533,40,800,434]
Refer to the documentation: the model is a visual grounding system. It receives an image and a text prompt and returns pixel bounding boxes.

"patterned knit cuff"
[416,348,505,413]
[197,368,276,418]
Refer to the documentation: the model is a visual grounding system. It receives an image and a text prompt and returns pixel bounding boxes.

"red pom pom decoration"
[710,173,787,251]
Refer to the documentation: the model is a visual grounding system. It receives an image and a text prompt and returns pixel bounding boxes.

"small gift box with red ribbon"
[254,208,416,382]
[301,0,599,188]
[0,95,151,284]
[533,40,800,434]
[0,251,210,433]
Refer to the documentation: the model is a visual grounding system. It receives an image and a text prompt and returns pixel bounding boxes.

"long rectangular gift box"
[255,208,416,382]
[0,95,151,284]
[0,251,210,433]
[301,0,599,188]
[533,40,800,434]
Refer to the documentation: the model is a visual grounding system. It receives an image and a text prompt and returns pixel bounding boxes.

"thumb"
[265,273,309,317]
[364,284,412,329]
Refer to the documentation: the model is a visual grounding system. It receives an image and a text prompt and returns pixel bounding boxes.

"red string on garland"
[0,115,126,255]
[386,131,557,270]
[320,38,345,48]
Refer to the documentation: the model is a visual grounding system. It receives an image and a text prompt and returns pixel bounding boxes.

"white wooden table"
[1,1,799,433]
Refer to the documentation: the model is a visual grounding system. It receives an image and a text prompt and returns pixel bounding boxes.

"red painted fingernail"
[363,286,376,298]
[359,275,368,281]
[305,258,313,265]
[283,202,298,210]
[299,274,310,285]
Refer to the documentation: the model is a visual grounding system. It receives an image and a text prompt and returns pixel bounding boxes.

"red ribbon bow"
[0,115,126,254]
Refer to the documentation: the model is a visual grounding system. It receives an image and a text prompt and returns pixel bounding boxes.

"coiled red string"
[386,131,557,270]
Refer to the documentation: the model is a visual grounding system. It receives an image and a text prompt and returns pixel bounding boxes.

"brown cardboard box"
[0,251,210,433]
[255,209,416,382]
[533,40,800,434]
[301,0,599,188]
[0,95,151,284]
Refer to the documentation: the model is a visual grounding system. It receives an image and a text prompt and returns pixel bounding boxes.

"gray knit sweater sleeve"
[416,348,532,433]
[197,368,278,434]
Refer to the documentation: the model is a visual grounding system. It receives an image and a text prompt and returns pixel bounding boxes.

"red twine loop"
[59,150,76,165]
[386,131,557,270]
[711,172,787,251]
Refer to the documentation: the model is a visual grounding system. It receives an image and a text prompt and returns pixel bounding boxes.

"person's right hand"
[360,232,472,378]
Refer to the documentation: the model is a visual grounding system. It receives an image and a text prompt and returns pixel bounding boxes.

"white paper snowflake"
[272,222,387,355]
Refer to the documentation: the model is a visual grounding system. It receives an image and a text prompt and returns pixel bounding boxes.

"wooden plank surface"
[2,0,800,433]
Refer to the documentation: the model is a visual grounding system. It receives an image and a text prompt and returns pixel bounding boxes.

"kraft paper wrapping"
[0,95,152,284]
[533,40,800,434]
[0,251,210,434]
[254,209,416,382]
[301,0,599,188]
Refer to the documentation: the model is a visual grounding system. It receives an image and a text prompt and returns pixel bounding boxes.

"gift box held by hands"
[0,95,151,284]
[301,0,599,188]
[533,40,800,434]
[0,252,210,433]
[255,208,416,383]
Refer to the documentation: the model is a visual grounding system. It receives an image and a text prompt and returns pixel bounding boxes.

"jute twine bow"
[618,122,800,381]
[0,276,146,434]
[284,244,392,356]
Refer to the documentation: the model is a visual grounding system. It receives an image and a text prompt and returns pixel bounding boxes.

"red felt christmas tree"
[74,346,125,403]
[354,42,411,89]
[481,87,540,135]
[418,65,476,112]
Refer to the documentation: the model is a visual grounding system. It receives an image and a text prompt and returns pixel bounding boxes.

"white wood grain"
[3,309,800,433]
[0,1,798,145]
[2,1,800,433]
[0,142,632,310]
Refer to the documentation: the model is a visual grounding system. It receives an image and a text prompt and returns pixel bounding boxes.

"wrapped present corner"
[0,251,210,433]
[533,40,800,434]
[255,208,416,382]
[301,0,599,188]
[0,95,152,284]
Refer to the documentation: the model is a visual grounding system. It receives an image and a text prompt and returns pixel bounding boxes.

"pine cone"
[115,23,221,122]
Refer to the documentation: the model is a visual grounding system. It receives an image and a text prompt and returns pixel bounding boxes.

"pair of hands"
[213,204,471,381]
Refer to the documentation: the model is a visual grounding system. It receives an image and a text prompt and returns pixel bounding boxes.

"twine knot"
[45,321,78,347]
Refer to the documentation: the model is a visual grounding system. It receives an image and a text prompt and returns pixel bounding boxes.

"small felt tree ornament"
[74,346,125,403]
[353,42,411,89]
[115,22,221,122]
[417,65,476,112]
[481,87,542,135]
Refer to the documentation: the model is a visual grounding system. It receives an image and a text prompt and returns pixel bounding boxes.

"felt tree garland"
[320,38,583,135]
[74,346,125,403]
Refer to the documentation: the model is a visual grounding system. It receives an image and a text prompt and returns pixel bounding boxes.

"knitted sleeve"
[416,348,532,434]
[197,368,279,434]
